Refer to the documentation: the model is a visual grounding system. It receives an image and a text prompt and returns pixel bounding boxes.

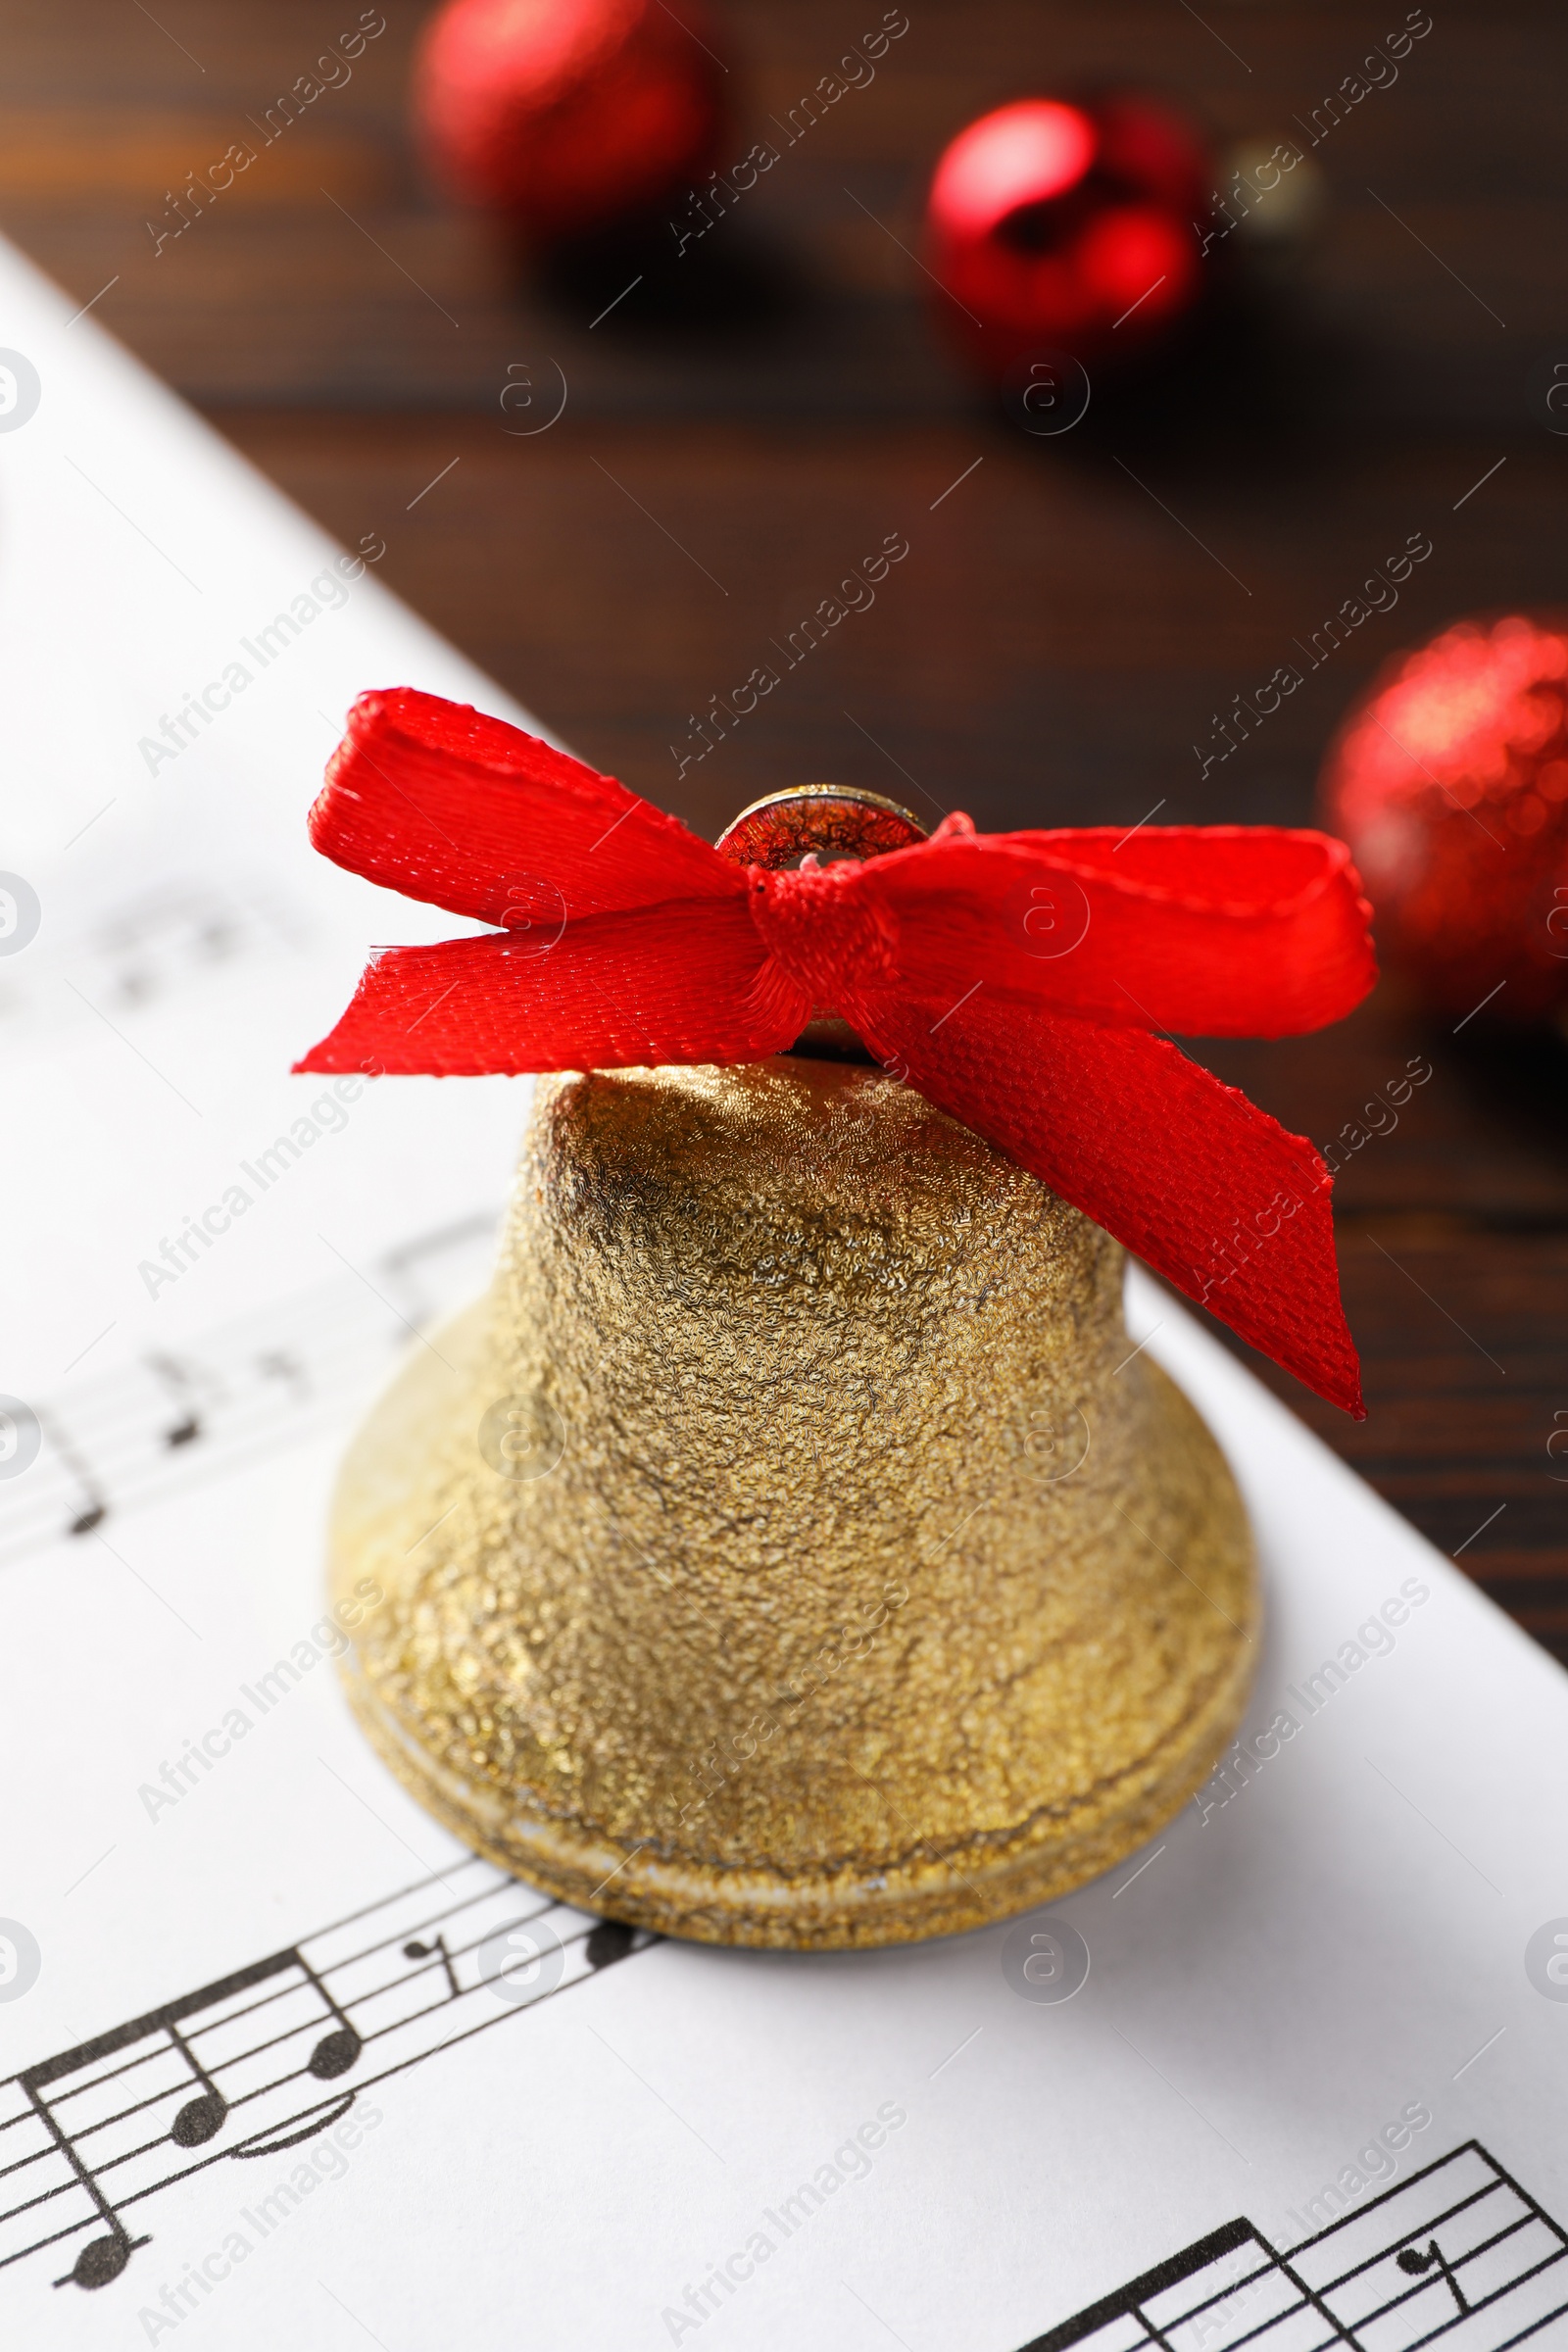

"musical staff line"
[3,1871,556,2183]
[0,1211,499,1572]
[0,1853,652,2296]
[2,1869,529,2147]
[1,869,313,1049]
[1022,2142,1568,2352]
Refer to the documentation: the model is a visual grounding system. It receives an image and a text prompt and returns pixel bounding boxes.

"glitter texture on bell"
[327,1048,1256,1949]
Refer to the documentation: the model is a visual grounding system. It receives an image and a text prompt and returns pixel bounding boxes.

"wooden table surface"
[7,1,1566,1654]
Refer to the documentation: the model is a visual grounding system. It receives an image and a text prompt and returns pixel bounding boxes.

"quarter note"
[26,2062,147,2292]
[146,1354,214,1450]
[298,1956,362,2080]
[40,1410,109,1539]
[585,1922,637,1970]
[166,2025,226,2147]
[0,1205,507,1578]
[55,2220,143,2292]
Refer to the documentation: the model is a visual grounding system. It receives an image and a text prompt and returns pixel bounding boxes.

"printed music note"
[0,869,313,1048]
[0,1856,653,2298]
[1023,2140,1568,2352]
[37,1411,108,1540]
[298,1956,363,2081]
[17,1944,364,2288]
[20,2073,145,2291]
[146,1354,212,1449]
[1396,2235,1468,2315]
[585,1921,637,1969]
[0,1207,503,1579]
[165,2026,226,2147]
[257,1348,310,1405]
[98,885,244,1008]
[378,1213,499,1330]
[403,1935,460,2001]
[91,879,305,1014]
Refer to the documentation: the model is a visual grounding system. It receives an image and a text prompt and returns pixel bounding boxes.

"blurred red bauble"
[417,0,728,243]
[1320,614,1568,1025]
[924,93,1210,380]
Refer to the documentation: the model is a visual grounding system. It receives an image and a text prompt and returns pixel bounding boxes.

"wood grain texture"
[3,0,1563,1653]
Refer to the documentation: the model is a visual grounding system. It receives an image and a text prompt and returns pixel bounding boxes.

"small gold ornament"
[329,1043,1255,1948]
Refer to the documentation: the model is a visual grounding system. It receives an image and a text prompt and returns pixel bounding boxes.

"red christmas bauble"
[924,93,1210,379]
[1320,613,1568,1024]
[416,0,728,242]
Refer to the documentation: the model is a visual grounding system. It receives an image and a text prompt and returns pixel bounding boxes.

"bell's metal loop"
[715,785,926,871]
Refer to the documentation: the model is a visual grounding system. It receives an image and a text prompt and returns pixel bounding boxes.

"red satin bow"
[296,688,1377,1415]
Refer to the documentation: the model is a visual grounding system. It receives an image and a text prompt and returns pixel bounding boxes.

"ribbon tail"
[294,904,809,1076]
[850,989,1364,1417]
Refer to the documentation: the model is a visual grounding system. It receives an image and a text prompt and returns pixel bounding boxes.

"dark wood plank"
[0,1,1563,421]
[1,0,1562,1656]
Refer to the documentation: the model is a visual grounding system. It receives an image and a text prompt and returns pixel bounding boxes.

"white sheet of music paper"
[0,229,1565,2352]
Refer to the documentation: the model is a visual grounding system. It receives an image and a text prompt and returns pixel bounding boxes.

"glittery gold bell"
[327,793,1257,1949]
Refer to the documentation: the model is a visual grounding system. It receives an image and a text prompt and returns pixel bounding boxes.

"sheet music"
[1,1213,498,1570]
[0,864,313,1046]
[0,1856,652,2292]
[0,228,1566,2352]
[1032,2143,1568,2352]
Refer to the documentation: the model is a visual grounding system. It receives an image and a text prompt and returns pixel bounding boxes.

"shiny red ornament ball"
[1320,613,1568,1024]
[924,93,1210,379]
[416,0,728,242]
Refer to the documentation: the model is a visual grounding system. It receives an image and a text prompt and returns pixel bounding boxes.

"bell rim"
[326,1290,1258,1948]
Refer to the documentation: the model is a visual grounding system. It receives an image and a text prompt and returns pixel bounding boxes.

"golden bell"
[328,1044,1257,1948]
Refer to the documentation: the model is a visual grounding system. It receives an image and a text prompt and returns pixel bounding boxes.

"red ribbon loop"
[295,687,1378,1417]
